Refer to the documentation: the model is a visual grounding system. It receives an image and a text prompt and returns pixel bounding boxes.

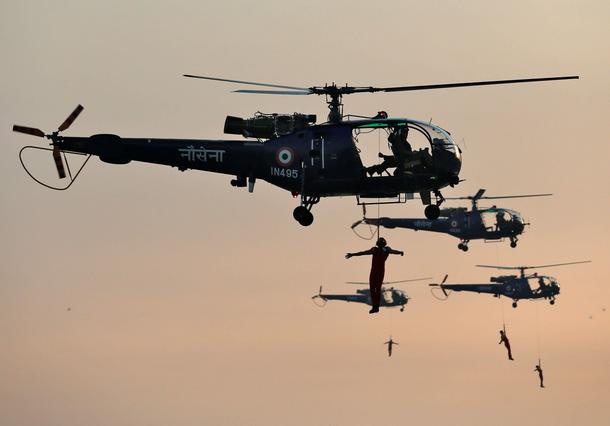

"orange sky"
[1,1,609,425]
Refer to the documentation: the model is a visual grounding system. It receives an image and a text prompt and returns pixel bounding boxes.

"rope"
[377,129,381,239]
[535,301,542,365]
[499,289,506,330]
[351,221,377,240]
[430,287,450,300]
[19,146,91,191]
[495,242,507,330]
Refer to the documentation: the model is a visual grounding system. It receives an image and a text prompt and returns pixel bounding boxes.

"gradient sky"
[1,1,609,425]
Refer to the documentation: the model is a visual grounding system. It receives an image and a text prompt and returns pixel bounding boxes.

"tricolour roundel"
[276,147,294,166]
[451,220,458,228]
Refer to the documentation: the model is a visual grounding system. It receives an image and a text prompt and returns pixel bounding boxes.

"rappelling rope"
[535,301,542,366]
[494,243,506,330]
[377,128,381,239]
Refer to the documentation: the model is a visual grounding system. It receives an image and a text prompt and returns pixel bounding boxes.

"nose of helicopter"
[513,216,526,233]
[434,147,462,182]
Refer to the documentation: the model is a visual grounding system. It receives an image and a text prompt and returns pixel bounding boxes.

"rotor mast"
[327,86,343,123]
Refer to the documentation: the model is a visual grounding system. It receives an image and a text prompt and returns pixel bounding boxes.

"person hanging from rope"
[534,363,545,388]
[498,328,514,360]
[345,237,404,314]
[384,337,398,357]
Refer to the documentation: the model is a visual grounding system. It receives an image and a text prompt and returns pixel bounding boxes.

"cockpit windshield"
[480,208,522,231]
[413,120,457,154]
[530,276,560,293]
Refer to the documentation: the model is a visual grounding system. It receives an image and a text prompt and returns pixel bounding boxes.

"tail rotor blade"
[13,125,45,137]
[441,274,449,285]
[57,104,84,132]
[52,146,66,179]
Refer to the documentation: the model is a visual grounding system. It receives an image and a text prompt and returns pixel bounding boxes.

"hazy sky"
[1,1,609,425]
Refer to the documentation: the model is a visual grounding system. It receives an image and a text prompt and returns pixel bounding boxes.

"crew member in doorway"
[366,126,412,176]
[499,329,514,360]
[345,237,404,314]
[384,337,399,357]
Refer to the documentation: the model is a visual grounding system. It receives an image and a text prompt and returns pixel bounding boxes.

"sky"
[1,1,609,425]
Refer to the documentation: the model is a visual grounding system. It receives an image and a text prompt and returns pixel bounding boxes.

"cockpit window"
[531,276,559,292]
[354,119,456,152]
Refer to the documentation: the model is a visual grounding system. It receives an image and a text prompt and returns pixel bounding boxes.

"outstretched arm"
[345,249,375,259]
[387,247,405,256]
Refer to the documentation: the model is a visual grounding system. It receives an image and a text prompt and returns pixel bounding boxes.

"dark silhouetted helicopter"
[13,75,576,226]
[353,189,552,251]
[429,261,591,308]
[312,277,431,312]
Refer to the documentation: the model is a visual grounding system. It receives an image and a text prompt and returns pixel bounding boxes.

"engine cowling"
[224,112,316,139]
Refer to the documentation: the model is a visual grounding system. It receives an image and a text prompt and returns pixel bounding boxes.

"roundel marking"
[276,147,294,166]
[451,220,458,228]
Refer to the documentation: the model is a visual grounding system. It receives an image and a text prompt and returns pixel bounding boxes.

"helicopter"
[312,277,431,312]
[352,189,552,251]
[429,261,591,308]
[13,75,577,226]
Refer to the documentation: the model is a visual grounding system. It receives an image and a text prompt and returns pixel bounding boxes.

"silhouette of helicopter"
[353,189,552,251]
[429,261,591,308]
[13,75,577,226]
[312,277,431,312]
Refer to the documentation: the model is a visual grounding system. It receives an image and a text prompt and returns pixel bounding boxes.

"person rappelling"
[534,363,545,388]
[384,337,399,357]
[499,328,514,360]
[345,237,404,314]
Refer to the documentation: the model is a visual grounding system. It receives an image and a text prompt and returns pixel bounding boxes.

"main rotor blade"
[52,146,66,179]
[476,264,521,270]
[383,277,433,284]
[13,125,45,137]
[346,277,432,285]
[446,192,553,201]
[183,74,309,91]
[521,260,592,270]
[353,76,579,94]
[233,89,312,95]
[476,261,591,271]
[473,189,486,200]
[479,193,553,200]
[57,104,84,132]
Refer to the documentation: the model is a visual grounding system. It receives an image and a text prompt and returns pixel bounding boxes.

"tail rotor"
[311,285,327,307]
[13,104,84,179]
[429,274,450,299]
